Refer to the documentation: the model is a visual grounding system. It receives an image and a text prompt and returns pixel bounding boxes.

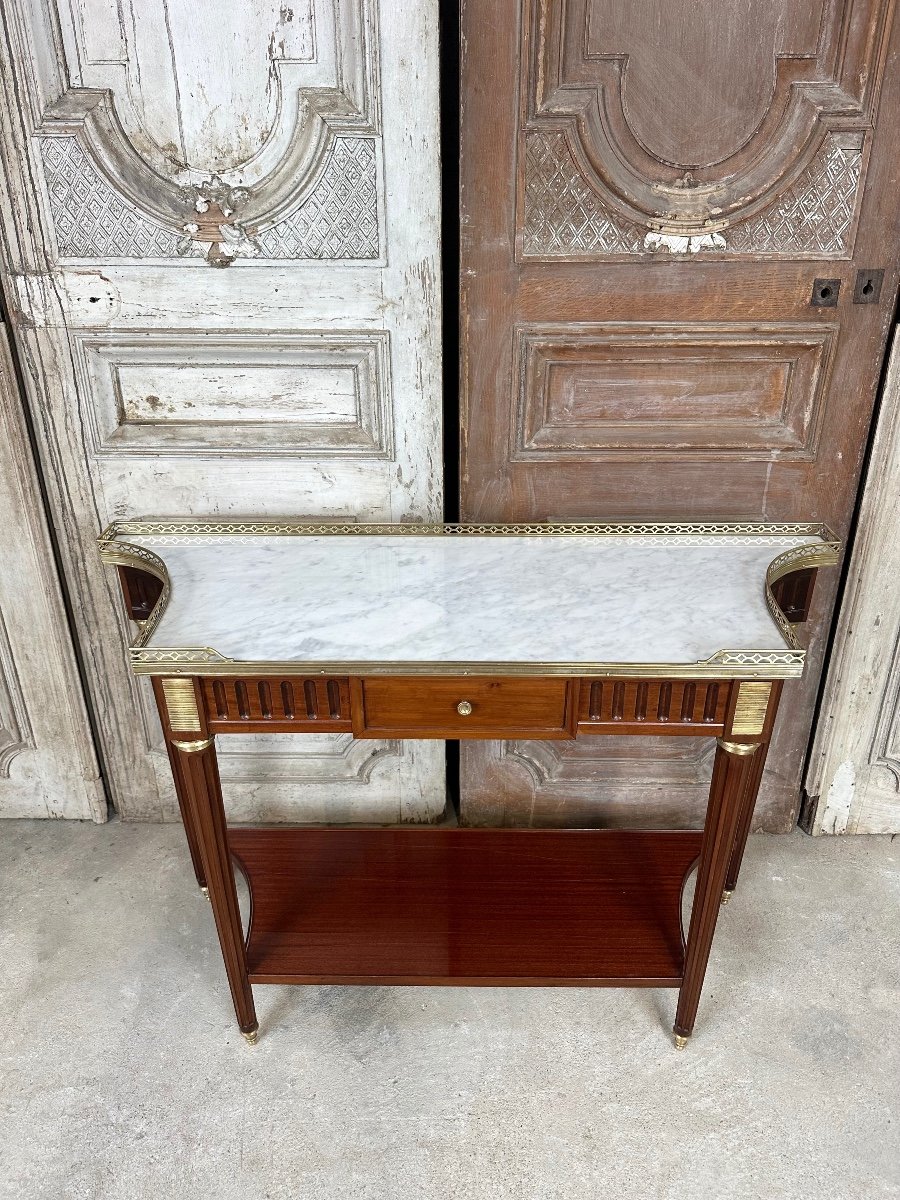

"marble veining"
[118,532,825,668]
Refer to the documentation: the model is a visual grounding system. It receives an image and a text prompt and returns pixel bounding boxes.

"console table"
[99,520,839,1048]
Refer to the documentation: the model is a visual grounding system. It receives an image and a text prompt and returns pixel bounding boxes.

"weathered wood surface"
[805,328,900,834]
[0,325,104,819]
[0,0,444,821]
[458,0,900,831]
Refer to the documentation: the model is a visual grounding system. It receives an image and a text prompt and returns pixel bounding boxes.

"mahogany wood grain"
[175,737,257,1037]
[228,827,701,986]
[351,677,577,740]
[143,661,786,1040]
[152,676,206,889]
[458,0,900,830]
[577,679,730,736]
[202,676,352,734]
[675,740,760,1040]
[117,565,164,623]
[724,681,784,894]
[771,570,816,625]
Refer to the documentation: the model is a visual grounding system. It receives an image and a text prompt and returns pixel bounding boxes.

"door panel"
[805,328,900,834]
[0,0,444,821]
[461,736,717,828]
[0,326,104,819]
[459,0,900,829]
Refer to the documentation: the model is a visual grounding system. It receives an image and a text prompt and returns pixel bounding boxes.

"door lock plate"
[853,269,884,304]
[811,278,840,307]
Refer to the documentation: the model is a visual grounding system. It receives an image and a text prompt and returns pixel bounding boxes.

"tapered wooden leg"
[722,681,782,899]
[674,738,759,1045]
[722,739,770,901]
[164,734,208,892]
[173,735,258,1041]
[152,678,206,891]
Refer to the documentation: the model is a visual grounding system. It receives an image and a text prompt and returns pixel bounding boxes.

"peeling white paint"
[644,231,726,254]
[807,331,900,834]
[0,0,444,820]
[823,760,856,834]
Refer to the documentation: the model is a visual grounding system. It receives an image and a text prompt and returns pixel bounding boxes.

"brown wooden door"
[459,0,900,830]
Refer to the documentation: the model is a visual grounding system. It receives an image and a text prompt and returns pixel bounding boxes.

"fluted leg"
[152,678,206,891]
[722,738,770,900]
[723,682,783,900]
[173,735,258,1041]
[674,738,759,1046]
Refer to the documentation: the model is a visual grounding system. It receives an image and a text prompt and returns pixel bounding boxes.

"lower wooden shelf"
[228,827,702,987]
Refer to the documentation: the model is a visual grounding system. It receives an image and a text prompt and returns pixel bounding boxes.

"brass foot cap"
[241,1028,259,1046]
[673,1034,690,1051]
[200,886,210,900]
[721,889,733,905]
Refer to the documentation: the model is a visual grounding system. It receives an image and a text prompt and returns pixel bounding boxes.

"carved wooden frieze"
[522,131,644,256]
[41,133,378,262]
[32,0,381,264]
[578,680,730,733]
[254,139,378,259]
[519,0,888,257]
[726,136,863,257]
[203,677,352,727]
[522,130,864,260]
[40,137,202,259]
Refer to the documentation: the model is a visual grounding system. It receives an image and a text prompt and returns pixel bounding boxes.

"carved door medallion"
[460,0,900,828]
[0,2,443,820]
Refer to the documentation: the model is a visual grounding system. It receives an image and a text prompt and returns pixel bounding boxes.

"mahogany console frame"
[101,523,835,1049]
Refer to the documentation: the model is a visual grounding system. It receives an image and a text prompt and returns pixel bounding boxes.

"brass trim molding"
[731,682,773,736]
[172,736,214,754]
[161,678,202,733]
[97,520,842,681]
[99,541,170,645]
[717,738,760,757]
[133,656,800,680]
[99,518,838,541]
[763,539,842,653]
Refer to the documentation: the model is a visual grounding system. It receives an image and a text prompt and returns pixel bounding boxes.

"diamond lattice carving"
[729,137,863,255]
[522,129,863,258]
[40,137,197,259]
[41,134,379,261]
[522,130,643,257]
[256,138,379,259]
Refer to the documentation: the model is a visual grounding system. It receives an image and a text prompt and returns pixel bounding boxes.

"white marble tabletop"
[99,523,839,678]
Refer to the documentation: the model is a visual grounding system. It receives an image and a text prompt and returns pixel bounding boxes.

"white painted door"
[0,2,444,821]
[0,324,104,820]
[805,327,900,834]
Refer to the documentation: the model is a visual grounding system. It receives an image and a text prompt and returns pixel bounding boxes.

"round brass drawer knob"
[456,700,474,717]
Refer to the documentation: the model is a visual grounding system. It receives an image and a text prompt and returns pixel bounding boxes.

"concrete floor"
[0,820,898,1200]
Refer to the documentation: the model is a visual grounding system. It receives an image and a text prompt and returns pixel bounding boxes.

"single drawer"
[351,677,576,739]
